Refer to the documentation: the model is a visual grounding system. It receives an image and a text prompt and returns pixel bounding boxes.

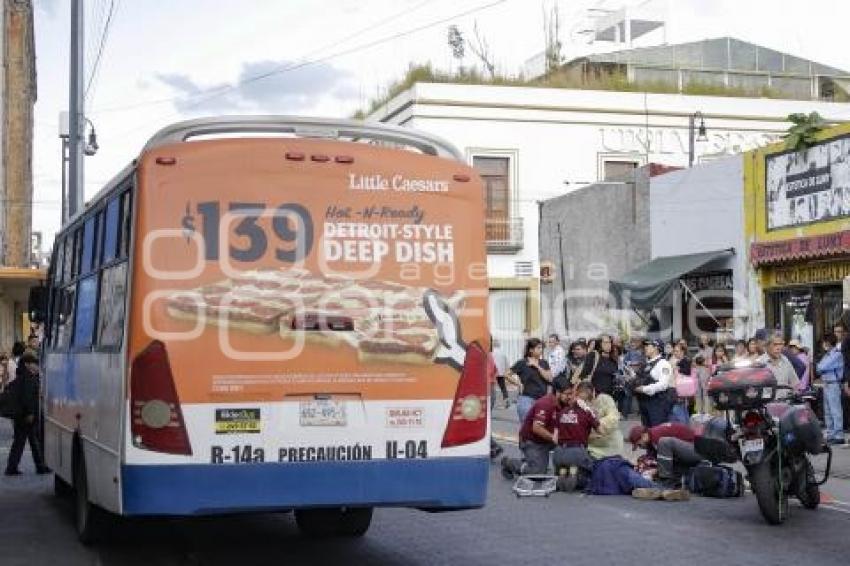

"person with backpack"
[4,352,50,476]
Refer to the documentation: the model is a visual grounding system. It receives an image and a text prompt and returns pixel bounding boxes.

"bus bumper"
[121,457,488,516]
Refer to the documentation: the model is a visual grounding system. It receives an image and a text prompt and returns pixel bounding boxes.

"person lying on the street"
[552,382,599,491]
[628,422,701,489]
[501,374,572,479]
[587,455,690,502]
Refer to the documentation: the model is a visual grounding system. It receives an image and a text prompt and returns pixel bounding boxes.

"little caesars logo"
[348,173,449,193]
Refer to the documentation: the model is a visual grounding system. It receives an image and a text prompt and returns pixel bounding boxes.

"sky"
[30,0,850,248]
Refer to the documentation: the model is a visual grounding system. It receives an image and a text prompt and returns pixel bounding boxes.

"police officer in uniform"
[634,339,673,427]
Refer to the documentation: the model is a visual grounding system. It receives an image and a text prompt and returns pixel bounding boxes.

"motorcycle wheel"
[751,460,788,525]
[797,460,820,510]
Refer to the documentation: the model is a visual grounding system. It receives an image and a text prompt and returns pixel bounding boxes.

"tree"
[447,25,465,60]
[784,112,827,151]
[543,2,562,73]
[467,21,496,78]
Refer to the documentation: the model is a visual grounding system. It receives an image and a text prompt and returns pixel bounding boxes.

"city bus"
[32,117,490,543]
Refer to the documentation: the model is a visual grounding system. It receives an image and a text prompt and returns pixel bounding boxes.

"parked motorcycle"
[702,364,833,525]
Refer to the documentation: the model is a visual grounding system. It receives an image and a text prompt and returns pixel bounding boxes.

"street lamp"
[83,118,99,156]
[688,111,708,167]
[59,113,99,223]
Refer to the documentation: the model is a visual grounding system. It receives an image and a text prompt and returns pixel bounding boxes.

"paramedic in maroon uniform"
[500,374,572,478]
[628,422,702,487]
[552,382,599,491]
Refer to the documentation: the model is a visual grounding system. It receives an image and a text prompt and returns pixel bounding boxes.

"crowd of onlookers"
[492,322,850,500]
[1,329,49,476]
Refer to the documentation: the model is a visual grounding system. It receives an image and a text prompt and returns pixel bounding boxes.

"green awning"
[608,249,733,310]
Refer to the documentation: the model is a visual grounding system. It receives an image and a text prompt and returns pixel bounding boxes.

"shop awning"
[608,249,733,310]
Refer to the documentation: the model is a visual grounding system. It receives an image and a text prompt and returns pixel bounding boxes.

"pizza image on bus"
[165,267,465,364]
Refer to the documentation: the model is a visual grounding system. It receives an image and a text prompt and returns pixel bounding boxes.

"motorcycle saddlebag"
[778,405,823,455]
[707,367,777,410]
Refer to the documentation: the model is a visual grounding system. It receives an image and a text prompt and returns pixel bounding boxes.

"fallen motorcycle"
[700,363,832,525]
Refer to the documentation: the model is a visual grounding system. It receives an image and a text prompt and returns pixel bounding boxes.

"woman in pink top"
[787,340,810,391]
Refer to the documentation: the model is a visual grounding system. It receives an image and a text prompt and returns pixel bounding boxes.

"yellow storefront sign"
[764,261,850,288]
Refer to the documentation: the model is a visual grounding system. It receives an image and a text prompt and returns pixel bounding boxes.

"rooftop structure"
[561,37,850,101]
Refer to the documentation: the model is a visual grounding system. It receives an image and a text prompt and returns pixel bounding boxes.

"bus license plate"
[299,399,346,427]
[741,438,764,454]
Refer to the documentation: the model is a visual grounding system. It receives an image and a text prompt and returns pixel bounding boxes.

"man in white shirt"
[758,334,800,399]
[634,339,673,427]
[545,334,567,378]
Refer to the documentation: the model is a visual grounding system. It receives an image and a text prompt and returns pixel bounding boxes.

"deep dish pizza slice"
[166,287,289,334]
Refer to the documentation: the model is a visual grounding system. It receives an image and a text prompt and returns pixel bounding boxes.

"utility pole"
[68,0,85,220]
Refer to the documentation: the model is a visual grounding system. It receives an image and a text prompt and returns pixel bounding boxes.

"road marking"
[821,504,850,515]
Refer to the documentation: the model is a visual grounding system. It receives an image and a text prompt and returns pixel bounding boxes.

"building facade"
[538,166,652,341]
[370,81,850,343]
[647,155,748,342]
[746,123,850,354]
[0,0,41,347]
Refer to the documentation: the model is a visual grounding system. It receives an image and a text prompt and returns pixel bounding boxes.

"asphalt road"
[1,417,849,566]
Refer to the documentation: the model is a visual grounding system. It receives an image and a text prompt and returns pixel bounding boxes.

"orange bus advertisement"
[129,138,489,405]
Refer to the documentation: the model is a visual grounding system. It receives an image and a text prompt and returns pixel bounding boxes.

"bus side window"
[103,198,120,264]
[73,275,98,350]
[71,227,83,280]
[62,236,73,283]
[93,209,104,269]
[119,190,132,259]
[56,285,77,350]
[53,238,64,286]
[48,287,61,349]
[81,217,95,275]
[97,263,128,349]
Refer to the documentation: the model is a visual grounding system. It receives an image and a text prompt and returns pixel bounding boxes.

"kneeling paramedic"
[629,422,701,488]
[552,382,599,491]
[501,374,572,478]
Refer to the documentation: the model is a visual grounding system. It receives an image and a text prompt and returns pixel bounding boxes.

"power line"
[103,0,509,144]
[91,0,506,117]
[89,0,434,115]
[178,0,510,115]
[85,0,118,101]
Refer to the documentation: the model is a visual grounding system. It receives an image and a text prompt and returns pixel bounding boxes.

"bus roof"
[60,116,464,231]
[142,116,464,162]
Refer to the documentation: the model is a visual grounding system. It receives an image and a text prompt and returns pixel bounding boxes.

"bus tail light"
[441,342,488,448]
[130,340,192,455]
